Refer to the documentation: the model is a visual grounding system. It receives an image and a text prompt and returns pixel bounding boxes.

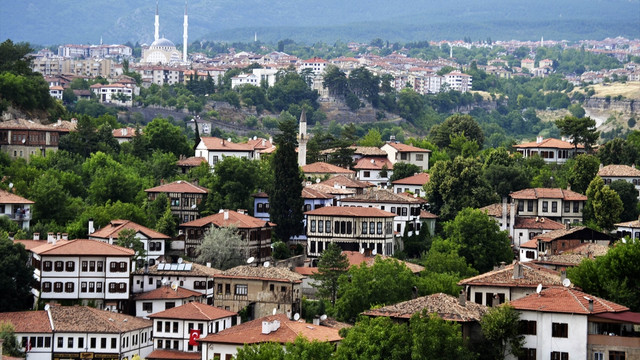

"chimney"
[458,290,466,306]
[501,197,508,231]
[536,136,543,144]
[512,262,523,279]
[312,317,320,326]
[599,163,604,170]
[499,261,506,269]
[224,210,229,220]
[560,270,566,282]
[262,139,266,146]
[262,321,271,334]
[33,233,40,241]
[56,233,61,241]
[62,233,68,240]
[588,298,594,312]
[88,218,95,235]
[47,232,56,244]
[206,262,212,268]
[566,184,571,191]
[122,128,127,136]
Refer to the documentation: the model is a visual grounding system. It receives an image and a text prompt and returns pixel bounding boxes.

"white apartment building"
[509,188,587,225]
[30,238,134,312]
[381,141,431,170]
[231,68,278,89]
[88,219,170,265]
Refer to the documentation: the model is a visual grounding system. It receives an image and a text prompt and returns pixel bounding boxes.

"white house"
[195,137,273,168]
[0,188,34,229]
[391,172,430,197]
[508,287,638,360]
[88,219,170,265]
[0,305,154,360]
[598,164,640,199]
[615,218,640,240]
[353,157,394,186]
[514,137,586,164]
[509,188,587,225]
[231,68,278,89]
[380,142,431,170]
[443,71,472,92]
[30,238,134,312]
[49,85,63,100]
[90,83,135,106]
[133,285,205,318]
[147,302,238,356]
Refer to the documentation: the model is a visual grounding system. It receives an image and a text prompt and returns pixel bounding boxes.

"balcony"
[588,334,640,347]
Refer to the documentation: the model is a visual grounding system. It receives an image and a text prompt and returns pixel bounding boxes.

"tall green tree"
[430,114,484,149]
[0,321,22,357]
[115,228,146,262]
[411,311,474,360]
[389,162,421,182]
[479,304,524,360]
[609,180,640,222]
[144,117,192,157]
[0,235,34,312]
[269,115,304,242]
[567,154,600,194]
[555,115,600,153]
[585,177,623,230]
[334,316,411,360]
[358,128,384,147]
[444,208,512,273]
[311,243,349,305]
[206,157,267,214]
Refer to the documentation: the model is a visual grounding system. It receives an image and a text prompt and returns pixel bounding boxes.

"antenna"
[8,183,13,189]
[191,204,197,209]
[293,313,300,321]
[536,283,542,295]
[263,261,270,268]
[247,257,255,264]
[562,278,571,288]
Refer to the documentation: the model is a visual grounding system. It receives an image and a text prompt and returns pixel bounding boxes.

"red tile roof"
[199,137,254,151]
[304,206,396,218]
[90,219,169,240]
[598,164,640,177]
[514,138,584,150]
[420,210,438,219]
[177,157,208,167]
[0,310,52,333]
[301,187,333,200]
[509,188,587,201]
[458,262,563,288]
[479,203,512,217]
[384,142,431,153]
[340,188,425,204]
[316,175,372,189]
[49,305,151,333]
[149,301,237,321]
[0,118,72,133]
[14,239,48,251]
[180,210,273,229]
[294,267,318,276]
[134,286,204,301]
[520,239,538,249]
[145,180,209,194]
[147,350,201,360]
[0,189,34,204]
[353,157,394,170]
[217,265,304,283]
[301,162,355,175]
[392,172,430,185]
[112,127,137,138]
[514,217,565,230]
[343,251,424,274]
[31,239,134,256]
[199,314,341,345]
[510,287,629,315]
[363,293,487,322]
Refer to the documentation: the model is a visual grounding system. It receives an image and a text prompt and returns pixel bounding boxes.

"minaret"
[540,36,544,48]
[449,43,453,58]
[297,110,308,167]
[154,1,160,42]
[183,0,188,62]
[254,32,257,42]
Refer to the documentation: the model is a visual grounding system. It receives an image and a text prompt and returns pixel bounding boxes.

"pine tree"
[312,243,349,305]
[269,115,304,242]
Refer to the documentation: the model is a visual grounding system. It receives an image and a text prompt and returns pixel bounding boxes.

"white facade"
[338,199,422,236]
[380,143,430,170]
[444,71,472,92]
[392,183,424,196]
[152,317,234,353]
[355,168,392,186]
[231,68,278,89]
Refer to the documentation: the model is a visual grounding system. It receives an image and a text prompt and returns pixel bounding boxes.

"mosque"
[142,1,189,64]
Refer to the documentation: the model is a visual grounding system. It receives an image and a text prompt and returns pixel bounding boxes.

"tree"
[410,311,474,360]
[479,304,524,360]
[335,257,416,323]
[567,154,600,194]
[116,228,146,262]
[424,156,499,220]
[597,138,638,166]
[585,177,623,230]
[311,243,349,305]
[0,235,34,312]
[334,316,411,360]
[0,321,22,357]
[358,128,383,147]
[389,162,421,182]
[269,116,304,242]
[196,225,248,270]
[444,208,512,273]
[430,114,484,149]
[206,157,267,214]
[323,65,349,97]
[144,117,192,157]
[271,241,291,260]
[235,336,335,360]
[568,239,640,312]
[609,180,640,222]
[555,115,600,153]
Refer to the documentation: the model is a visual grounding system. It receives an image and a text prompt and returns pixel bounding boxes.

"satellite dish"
[171,281,179,291]
[44,304,50,311]
[562,278,571,288]
[320,314,327,321]
[293,313,300,321]
[372,249,377,256]
[359,248,365,254]
[8,183,13,189]
[177,258,184,264]
[247,257,255,264]
[272,308,277,315]
[536,283,543,294]
[191,204,197,209]
[161,278,167,286]
[316,178,320,183]
[263,261,270,268]
[21,138,26,144]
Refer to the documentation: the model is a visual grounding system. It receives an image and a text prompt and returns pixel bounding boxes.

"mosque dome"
[150,38,175,48]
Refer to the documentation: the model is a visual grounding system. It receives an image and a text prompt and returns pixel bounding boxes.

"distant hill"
[1,0,638,45]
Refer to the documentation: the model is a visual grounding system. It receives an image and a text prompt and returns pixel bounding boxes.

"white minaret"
[449,43,453,58]
[154,1,160,42]
[254,32,257,42]
[540,36,544,48]
[297,110,308,167]
[183,0,188,62]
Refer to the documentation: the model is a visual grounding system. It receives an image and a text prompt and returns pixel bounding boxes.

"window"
[96,282,102,293]
[225,284,231,294]
[118,282,126,293]
[609,351,625,360]
[310,220,316,232]
[594,353,604,360]
[362,222,368,234]
[90,338,96,349]
[81,282,87,292]
[54,282,63,293]
[519,320,537,335]
[550,352,568,360]
[65,282,74,293]
[65,261,75,271]
[101,338,107,349]
[325,220,331,233]
[173,322,179,333]
[363,171,370,178]
[518,348,536,360]
[119,262,127,272]
[217,284,222,294]
[58,337,64,348]
[156,321,162,332]
[402,208,407,216]
[525,251,535,259]
[143,302,152,312]
[68,337,74,348]
[574,201,580,213]
[318,220,323,232]
[370,222,375,235]
[54,261,64,272]
[518,201,524,212]
[552,322,568,338]
[552,201,557,212]
[377,222,383,235]
[43,261,52,272]
[542,201,548,212]
[97,261,103,272]
[109,283,116,293]
[78,337,83,349]
[527,200,533,212]
[165,302,175,310]
[89,261,95,272]
[416,154,423,161]
[42,282,52,292]
[81,261,88,272]
[564,201,570,212]
[346,221,352,234]
[110,262,117,272]
[400,153,408,160]
[235,284,248,295]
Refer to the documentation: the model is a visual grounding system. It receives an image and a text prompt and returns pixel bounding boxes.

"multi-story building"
[147,302,238,358]
[213,265,303,320]
[532,226,613,257]
[131,260,221,305]
[30,238,134,311]
[90,83,135,106]
[338,188,425,237]
[508,287,638,360]
[0,188,34,229]
[353,157,394,186]
[598,164,640,199]
[0,305,154,360]
[194,137,274,168]
[230,68,278,89]
[391,172,430,197]
[88,219,170,265]
[145,180,209,224]
[0,118,74,161]
[381,142,431,170]
[444,71,472,92]
[180,210,274,261]
[509,188,587,225]
[133,285,205,318]
[305,206,395,257]
[301,162,356,180]
[513,137,585,164]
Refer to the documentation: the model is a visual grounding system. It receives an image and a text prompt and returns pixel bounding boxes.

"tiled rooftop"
[180,210,274,229]
[31,239,135,256]
[0,189,34,204]
[353,157,394,170]
[146,349,201,360]
[90,219,169,240]
[458,262,563,288]
[0,310,52,333]
[149,301,237,321]
[217,265,304,283]
[363,293,487,322]
[301,162,355,174]
[510,188,587,201]
[514,217,565,230]
[510,287,628,315]
[391,172,430,185]
[304,206,396,218]
[133,286,204,301]
[514,138,584,150]
[50,305,151,333]
[340,188,425,204]
[133,261,222,277]
[597,164,640,177]
[384,142,431,153]
[145,180,209,194]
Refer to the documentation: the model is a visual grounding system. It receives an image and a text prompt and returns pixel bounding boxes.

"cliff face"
[583,98,637,113]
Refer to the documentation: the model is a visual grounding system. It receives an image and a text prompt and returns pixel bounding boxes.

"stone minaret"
[297,110,308,167]
[183,1,188,63]
[154,1,160,42]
